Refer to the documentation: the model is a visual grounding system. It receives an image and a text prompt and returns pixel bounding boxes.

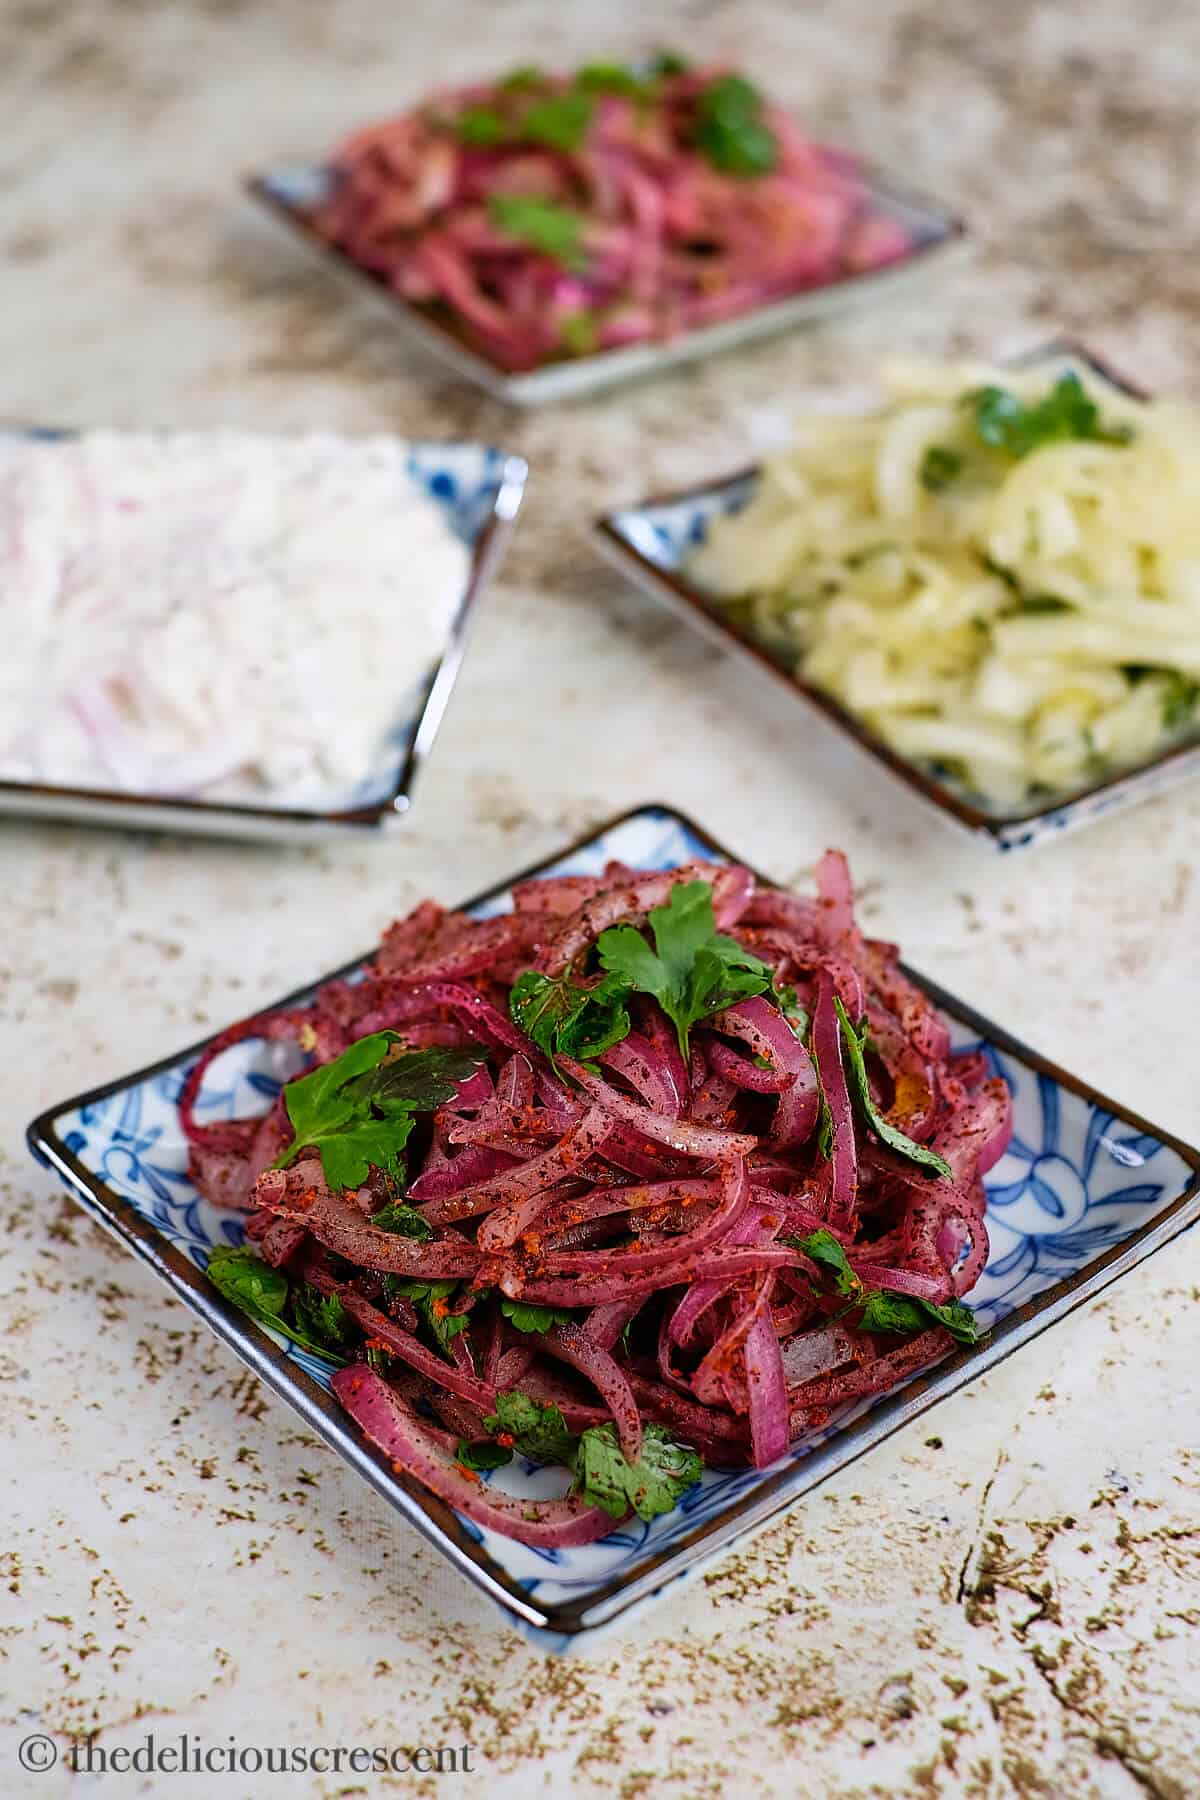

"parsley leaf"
[481,1391,703,1521]
[205,1247,352,1364]
[692,74,778,177]
[499,1297,577,1334]
[559,309,600,356]
[488,195,588,269]
[369,1200,434,1240]
[858,1290,979,1345]
[274,1035,484,1193]
[785,1227,858,1295]
[387,1278,470,1358]
[575,61,646,99]
[833,998,953,1179]
[968,372,1133,459]
[483,1390,577,1464]
[519,91,594,151]
[596,879,775,1059]
[509,967,632,1069]
[919,445,962,492]
[455,1438,514,1472]
[455,104,510,146]
[574,1422,703,1522]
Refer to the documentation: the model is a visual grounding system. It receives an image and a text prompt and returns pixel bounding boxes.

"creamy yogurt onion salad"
[690,360,1200,809]
[0,431,470,806]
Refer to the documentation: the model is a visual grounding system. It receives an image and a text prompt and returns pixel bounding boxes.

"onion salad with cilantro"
[690,359,1200,809]
[307,57,912,372]
[195,855,1010,1546]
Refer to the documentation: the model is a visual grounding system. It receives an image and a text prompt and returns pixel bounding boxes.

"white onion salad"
[689,360,1200,810]
[0,431,471,806]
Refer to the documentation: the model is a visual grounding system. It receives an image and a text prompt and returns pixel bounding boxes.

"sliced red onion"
[563,1059,756,1159]
[811,972,859,1232]
[542,1324,642,1463]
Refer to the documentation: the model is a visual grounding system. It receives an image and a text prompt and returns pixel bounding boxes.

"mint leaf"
[275,1036,483,1193]
[574,1422,703,1522]
[596,879,775,1059]
[919,445,962,492]
[369,1200,434,1241]
[833,997,952,1179]
[968,372,1133,458]
[455,1439,513,1472]
[499,1297,577,1334]
[483,1390,576,1464]
[509,967,632,1069]
[205,1247,351,1364]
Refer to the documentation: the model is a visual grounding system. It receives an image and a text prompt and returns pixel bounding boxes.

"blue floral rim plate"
[247,164,966,408]
[0,431,526,843]
[26,805,1200,1652]
[591,344,1200,850]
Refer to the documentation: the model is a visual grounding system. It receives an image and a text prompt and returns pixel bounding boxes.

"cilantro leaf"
[575,61,646,99]
[455,104,510,146]
[291,1285,354,1352]
[919,445,962,492]
[968,372,1133,459]
[509,968,632,1069]
[483,1390,576,1464]
[488,194,588,269]
[369,1200,434,1240]
[387,1278,470,1358]
[692,74,778,177]
[455,1438,513,1472]
[275,1036,483,1193]
[499,64,546,93]
[574,1422,703,1522]
[499,1297,577,1334]
[858,1289,978,1345]
[596,879,775,1059]
[833,998,953,1180]
[205,1247,351,1364]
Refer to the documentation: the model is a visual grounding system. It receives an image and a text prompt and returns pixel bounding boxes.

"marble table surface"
[2,3,1198,1795]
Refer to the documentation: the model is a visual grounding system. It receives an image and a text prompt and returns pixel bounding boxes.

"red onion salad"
[307,59,914,372]
[194,853,1011,1546]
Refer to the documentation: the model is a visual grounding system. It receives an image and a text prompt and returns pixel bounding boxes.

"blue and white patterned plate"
[0,433,526,842]
[591,345,1200,850]
[248,164,965,408]
[26,805,1200,1651]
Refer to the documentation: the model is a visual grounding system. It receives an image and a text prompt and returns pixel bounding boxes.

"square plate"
[26,804,1200,1651]
[0,434,526,842]
[591,345,1200,849]
[248,163,966,408]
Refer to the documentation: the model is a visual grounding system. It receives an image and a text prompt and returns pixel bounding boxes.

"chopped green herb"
[483,1390,577,1464]
[274,1034,484,1192]
[575,61,645,98]
[500,65,547,92]
[509,966,633,1070]
[968,372,1133,459]
[785,1227,858,1295]
[574,1422,703,1521]
[387,1278,471,1358]
[649,49,689,76]
[919,445,963,492]
[205,1246,352,1363]
[488,194,588,269]
[520,91,594,152]
[858,1289,979,1345]
[455,1438,513,1471]
[559,309,600,356]
[499,1297,577,1334]
[596,879,776,1059]
[834,997,952,1179]
[455,104,510,146]
[369,1200,434,1240]
[692,73,777,176]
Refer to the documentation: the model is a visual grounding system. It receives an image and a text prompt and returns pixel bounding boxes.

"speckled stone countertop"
[3,3,1199,1796]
